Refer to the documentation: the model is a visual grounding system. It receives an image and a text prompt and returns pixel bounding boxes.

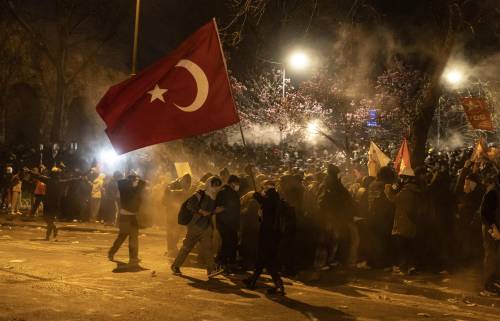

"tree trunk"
[409,104,435,167]
[0,99,5,144]
[50,70,65,141]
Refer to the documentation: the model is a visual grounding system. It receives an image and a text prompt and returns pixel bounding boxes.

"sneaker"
[407,267,417,275]
[171,265,181,275]
[392,266,404,275]
[243,277,256,290]
[207,266,224,278]
[267,287,286,296]
[480,290,498,297]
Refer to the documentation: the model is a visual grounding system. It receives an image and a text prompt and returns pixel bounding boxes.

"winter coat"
[253,188,280,234]
[215,185,241,228]
[91,174,105,199]
[318,174,355,222]
[392,182,423,238]
[368,180,395,232]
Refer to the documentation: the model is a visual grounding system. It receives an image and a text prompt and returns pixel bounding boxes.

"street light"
[444,68,464,86]
[281,50,311,98]
[288,51,310,71]
[306,120,320,136]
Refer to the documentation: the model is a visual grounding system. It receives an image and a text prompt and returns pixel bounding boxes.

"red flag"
[461,98,494,131]
[394,138,414,176]
[96,19,239,154]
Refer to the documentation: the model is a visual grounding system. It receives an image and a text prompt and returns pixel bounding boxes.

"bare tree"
[4,0,125,141]
[0,7,32,143]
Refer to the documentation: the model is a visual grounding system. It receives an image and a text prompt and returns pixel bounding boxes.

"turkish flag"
[96,19,239,154]
[394,138,414,176]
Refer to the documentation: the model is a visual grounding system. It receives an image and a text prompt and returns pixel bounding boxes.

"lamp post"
[259,50,311,99]
[259,51,311,145]
[439,67,466,149]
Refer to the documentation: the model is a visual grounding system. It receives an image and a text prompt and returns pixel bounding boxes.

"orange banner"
[461,98,494,131]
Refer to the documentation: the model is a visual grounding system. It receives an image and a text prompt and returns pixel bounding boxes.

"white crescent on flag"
[173,59,209,112]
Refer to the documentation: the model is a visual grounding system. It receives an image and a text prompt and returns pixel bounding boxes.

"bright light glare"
[288,51,310,70]
[444,69,464,85]
[100,149,120,166]
[307,120,320,135]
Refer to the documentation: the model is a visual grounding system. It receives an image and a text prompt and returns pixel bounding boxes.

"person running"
[171,176,224,278]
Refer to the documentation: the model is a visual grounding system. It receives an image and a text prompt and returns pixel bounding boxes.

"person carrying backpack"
[243,180,286,295]
[171,176,224,278]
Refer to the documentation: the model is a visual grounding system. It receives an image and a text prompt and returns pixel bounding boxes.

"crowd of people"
[1,141,500,296]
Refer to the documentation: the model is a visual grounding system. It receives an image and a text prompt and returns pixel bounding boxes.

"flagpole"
[212,18,258,191]
[131,0,141,75]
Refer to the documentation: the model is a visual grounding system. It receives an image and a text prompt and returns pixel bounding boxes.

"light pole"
[259,50,311,99]
[259,51,311,145]
[440,67,466,149]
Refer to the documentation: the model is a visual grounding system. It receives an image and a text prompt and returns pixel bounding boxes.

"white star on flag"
[147,84,167,103]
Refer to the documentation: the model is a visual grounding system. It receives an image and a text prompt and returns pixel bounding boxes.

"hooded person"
[391,166,427,275]
[171,176,225,278]
[317,164,359,267]
[243,180,286,295]
[215,175,241,272]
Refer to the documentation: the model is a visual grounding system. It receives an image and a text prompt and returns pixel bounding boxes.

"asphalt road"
[0,225,499,321]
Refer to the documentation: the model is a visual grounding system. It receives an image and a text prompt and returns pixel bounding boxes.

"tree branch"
[4,0,57,66]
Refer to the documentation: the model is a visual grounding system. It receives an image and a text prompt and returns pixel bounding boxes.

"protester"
[171,176,224,278]
[10,168,24,215]
[0,166,13,211]
[30,175,47,216]
[390,167,427,275]
[366,166,395,267]
[479,173,500,295]
[101,171,122,225]
[317,164,359,268]
[108,171,146,267]
[30,166,72,241]
[89,170,105,222]
[163,173,192,257]
[243,180,285,295]
[215,174,241,273]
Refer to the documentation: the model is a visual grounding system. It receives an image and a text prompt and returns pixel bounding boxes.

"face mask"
[233,184,240,192]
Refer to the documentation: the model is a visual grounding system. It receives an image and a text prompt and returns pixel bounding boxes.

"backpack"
[178,191,205,225]
[274,199,296,235]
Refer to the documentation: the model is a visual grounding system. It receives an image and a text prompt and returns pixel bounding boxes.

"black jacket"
[481,188,500,227]
[253,188,280,233]
[118,178,146,213]
[215,185,241,228]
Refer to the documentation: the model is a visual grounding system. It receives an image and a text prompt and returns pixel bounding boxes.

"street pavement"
[0,220,499,321]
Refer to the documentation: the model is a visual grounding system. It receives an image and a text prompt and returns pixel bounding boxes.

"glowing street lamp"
[306,120,320,135]
[288,51,310,71]
[281,50,311,98]
[444,68,464,86]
